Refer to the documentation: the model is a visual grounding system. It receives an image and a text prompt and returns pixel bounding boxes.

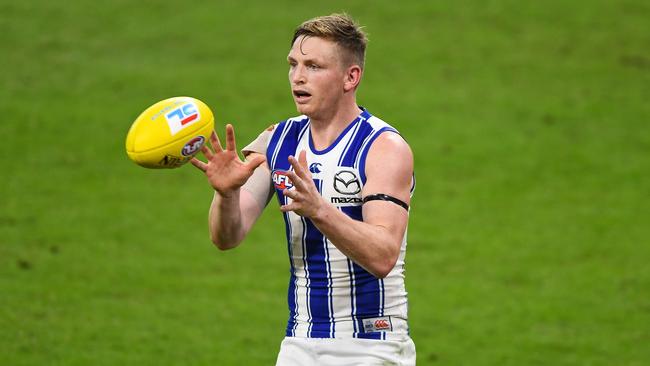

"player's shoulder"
[282,114,310,127]
[265,114,309,137]
[369,131,412,162]
[366,115,410,151]
[365,113,393,130]
[363,113,411,152]
[363,114,414,193]
[260,114,308,133]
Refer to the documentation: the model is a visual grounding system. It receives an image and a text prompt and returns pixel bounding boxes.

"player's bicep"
[361,132,414,239]
[241,153,273,213]
[363,132,413,204]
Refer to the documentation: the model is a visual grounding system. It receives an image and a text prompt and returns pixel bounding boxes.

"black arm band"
[362,194,409,211]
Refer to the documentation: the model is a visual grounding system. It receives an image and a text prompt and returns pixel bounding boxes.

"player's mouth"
[293,89,312,103]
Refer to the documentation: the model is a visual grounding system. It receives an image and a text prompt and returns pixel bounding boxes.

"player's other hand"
[190,124,266,197]
[280,150,326,218]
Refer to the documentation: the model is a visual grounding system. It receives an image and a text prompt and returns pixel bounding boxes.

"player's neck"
[309,100,361,150]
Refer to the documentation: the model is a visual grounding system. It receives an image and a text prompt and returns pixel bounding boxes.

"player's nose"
[290,65,306,85]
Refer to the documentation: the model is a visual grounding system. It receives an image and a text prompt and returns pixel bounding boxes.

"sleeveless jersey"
[266,109,413,340]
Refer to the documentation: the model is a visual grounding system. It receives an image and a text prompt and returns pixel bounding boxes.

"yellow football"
[126,96,214,168]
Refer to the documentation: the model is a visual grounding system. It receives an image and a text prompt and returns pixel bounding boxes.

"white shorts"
[275,336,416,366]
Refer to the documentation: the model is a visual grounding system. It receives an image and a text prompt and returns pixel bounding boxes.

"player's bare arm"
[191,124,267,250]
[281,132,413,278]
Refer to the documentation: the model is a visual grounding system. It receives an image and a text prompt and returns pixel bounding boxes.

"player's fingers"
[201,145,214,160]
[285,170,306,191]
[280,203,298,213]
[190,157,207,172]
[225,124,237,152]
[246,154,267,170]
[283,188,299,200]
[210,131,224,153]
[288,155,309,180]
[298,150,308,168]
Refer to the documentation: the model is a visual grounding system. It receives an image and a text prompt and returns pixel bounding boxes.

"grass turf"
[1,0,649,364]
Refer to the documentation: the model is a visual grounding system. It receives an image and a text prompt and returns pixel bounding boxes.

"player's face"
[287,36,348,119]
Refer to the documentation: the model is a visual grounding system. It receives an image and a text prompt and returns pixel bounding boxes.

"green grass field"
[1,0,649,364]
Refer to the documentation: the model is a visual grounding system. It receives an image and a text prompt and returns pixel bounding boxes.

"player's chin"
[294,102,313,116]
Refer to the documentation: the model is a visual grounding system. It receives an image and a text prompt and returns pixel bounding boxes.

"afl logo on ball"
[334,170,361,195]
[181,136,205,156]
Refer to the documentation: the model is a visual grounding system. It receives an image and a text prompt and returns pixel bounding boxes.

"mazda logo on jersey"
[333,170,361,195]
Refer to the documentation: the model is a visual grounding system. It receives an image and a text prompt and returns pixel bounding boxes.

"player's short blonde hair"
[291,13,368,69]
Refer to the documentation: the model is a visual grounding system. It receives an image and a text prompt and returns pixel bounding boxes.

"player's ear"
[343,64,362,92]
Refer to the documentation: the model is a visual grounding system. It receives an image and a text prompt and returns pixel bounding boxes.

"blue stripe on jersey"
[268,121,290,169]
[268,118,309,170]
[346,257,358,336]
[269,119,310,206]
[352,260,382,340]
[326,235,335,338]
[305,179,334,338]
[299,215,313,336]
[380,279,385,317]
[337,121,362,166]
[303,220,331,337]
[380,278,386,340]
[338,113,373,167]
[318,179,336,338]
[357,126,397,184]
[284,211,298,336]
[340,205,383,340]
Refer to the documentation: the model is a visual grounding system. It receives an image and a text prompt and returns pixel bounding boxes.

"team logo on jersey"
[309,162,322,174]
[272,170,293,190]
[181,136,205,156]
[165,102,200,135]
[362,316,393,332]
[333,170,361,195]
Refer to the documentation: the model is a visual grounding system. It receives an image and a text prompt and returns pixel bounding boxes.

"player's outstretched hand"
[280,150,326,218]
[191,124,266,197]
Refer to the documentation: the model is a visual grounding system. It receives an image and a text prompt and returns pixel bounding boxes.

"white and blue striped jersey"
[266,108,413,340]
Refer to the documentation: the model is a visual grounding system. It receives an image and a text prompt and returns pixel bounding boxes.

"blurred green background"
[1,0,649,365]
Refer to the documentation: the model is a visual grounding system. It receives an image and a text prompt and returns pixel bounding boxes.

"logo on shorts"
[362,316,393,333]
[181,136,205,156]
[374,319,390,330]
[333,170,361,195]
[272,170,293,190]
